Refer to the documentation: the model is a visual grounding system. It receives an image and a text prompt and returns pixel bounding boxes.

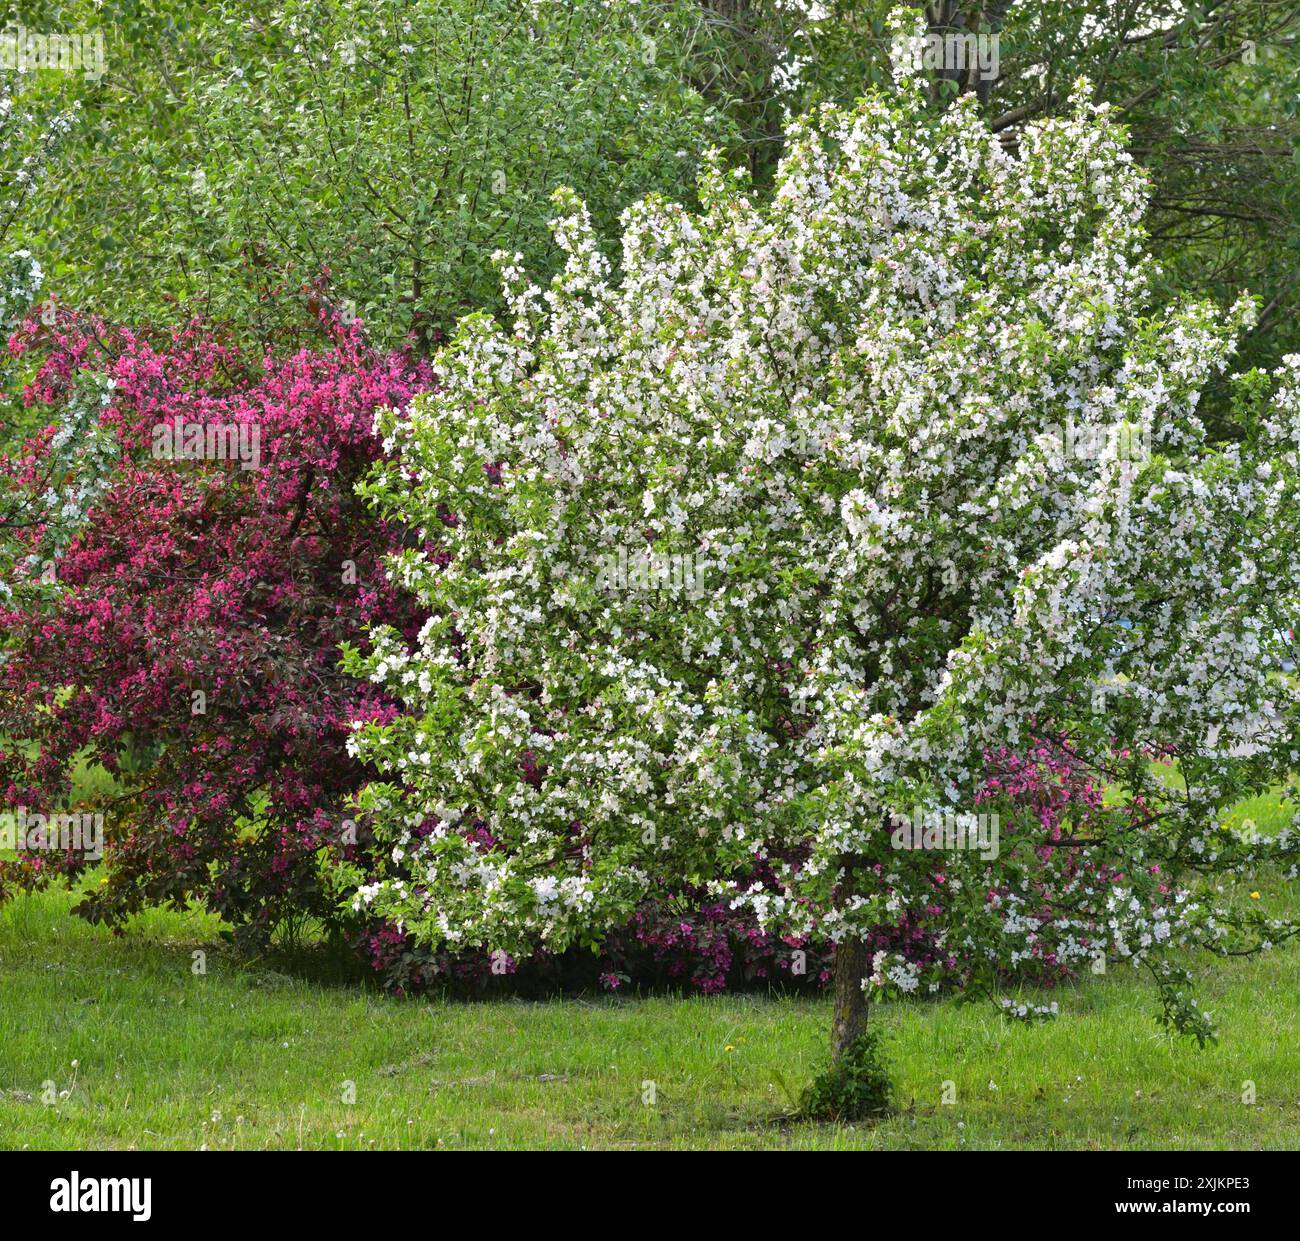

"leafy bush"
[800,1028,892,1123]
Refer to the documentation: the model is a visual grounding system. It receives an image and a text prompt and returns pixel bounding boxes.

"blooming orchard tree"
[340,47,1300,1067]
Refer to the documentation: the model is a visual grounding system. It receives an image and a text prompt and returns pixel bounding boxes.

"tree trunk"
[831,934,870,1061]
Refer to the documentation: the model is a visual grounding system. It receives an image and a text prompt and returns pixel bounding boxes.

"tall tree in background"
[11,0,1298,374]
[15,0,727,351]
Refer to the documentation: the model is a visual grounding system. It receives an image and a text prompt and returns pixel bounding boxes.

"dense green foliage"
[15,0,727,349]
[7,1,1297,377]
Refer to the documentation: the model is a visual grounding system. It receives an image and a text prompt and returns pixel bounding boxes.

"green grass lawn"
[2,885,1298,1150]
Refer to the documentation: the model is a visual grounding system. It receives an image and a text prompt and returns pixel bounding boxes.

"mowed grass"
[1,883,1299,1150]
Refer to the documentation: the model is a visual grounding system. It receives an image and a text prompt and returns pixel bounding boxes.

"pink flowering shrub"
[359,731,1117,996]
[353,895,833,998]
[0,303,432,947]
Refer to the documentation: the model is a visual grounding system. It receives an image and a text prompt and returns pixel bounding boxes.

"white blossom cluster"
[0,75,87,601]
[1,373,118,602]
[341,16,1300,1030]
[0,246,41,327]
[999,998,1059,1023]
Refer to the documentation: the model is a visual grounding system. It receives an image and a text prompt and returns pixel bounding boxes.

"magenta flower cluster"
[0,303,432,946]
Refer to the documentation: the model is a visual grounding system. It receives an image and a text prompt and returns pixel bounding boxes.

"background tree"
[14,0,728,351]
[15,1,1298,373]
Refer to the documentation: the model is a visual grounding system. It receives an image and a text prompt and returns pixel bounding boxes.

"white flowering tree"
[340,36,1300,1071]
[0,65,75,336]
